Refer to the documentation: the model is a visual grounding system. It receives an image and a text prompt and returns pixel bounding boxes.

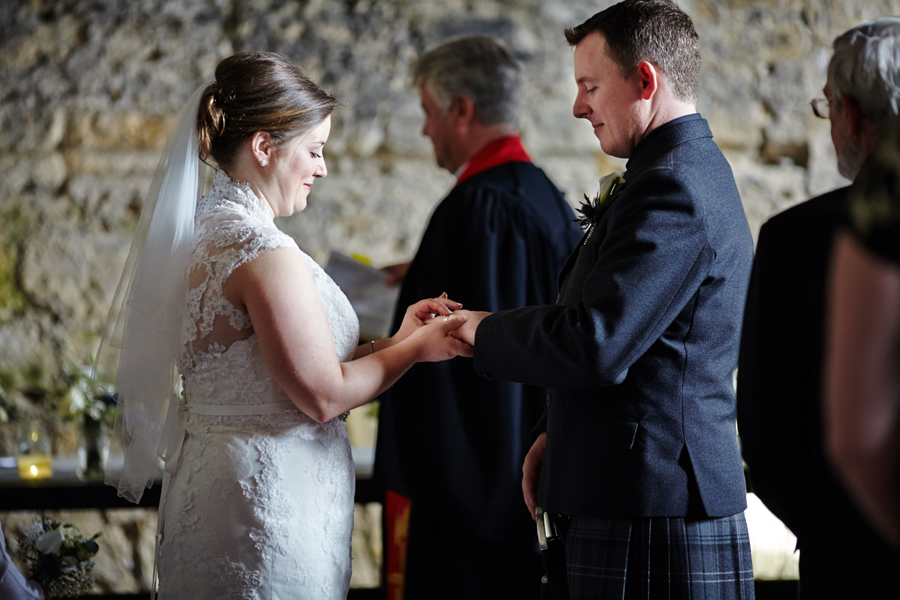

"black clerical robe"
[374,142,581,598]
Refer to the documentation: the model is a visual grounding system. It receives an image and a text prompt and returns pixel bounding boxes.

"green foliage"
[366,399,379,419]
[0,370,14,393]
[0,372,22,438]
[24,364,45,389]
[0,205,30,321]
[0,242,25,320]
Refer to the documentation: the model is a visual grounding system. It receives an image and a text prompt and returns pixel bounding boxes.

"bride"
[97,51,471,599]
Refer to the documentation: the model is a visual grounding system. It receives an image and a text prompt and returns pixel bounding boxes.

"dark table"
[0,474,380,510]
[1,458,384,599]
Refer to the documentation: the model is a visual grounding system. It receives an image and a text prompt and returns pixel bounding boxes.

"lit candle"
[18,453,53,479]
[18,425,53,480]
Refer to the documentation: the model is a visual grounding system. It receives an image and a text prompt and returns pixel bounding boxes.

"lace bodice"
[178,170,359,409]
[156,171,360,599]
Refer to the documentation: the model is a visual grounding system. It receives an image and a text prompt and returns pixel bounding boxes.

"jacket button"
[546,394,552,407]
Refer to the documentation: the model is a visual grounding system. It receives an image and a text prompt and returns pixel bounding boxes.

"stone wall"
[3,0,899,399]
[2,0,900,591]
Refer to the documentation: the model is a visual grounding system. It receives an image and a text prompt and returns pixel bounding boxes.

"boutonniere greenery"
[575,171,626,230]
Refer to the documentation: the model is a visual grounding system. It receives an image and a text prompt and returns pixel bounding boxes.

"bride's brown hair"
[197,52,339,169]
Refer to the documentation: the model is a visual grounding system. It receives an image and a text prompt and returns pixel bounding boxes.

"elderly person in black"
[738,18,900,598]
[826,116,900,554]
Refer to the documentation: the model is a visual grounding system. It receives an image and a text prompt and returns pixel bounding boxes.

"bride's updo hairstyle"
[197,52,339,170]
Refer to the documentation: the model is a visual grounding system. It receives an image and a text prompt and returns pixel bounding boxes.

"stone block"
[350,502,383,589]
[728,156,810,238]
[64,113,176,152]
[0,318,56,389]
[19,223,130,327]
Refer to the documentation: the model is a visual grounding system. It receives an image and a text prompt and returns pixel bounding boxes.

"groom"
[455,1,755,596]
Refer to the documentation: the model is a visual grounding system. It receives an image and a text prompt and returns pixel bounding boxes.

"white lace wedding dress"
[156,171,360,599]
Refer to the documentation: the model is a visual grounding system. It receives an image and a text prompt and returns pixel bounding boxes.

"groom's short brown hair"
[565,0,701,104]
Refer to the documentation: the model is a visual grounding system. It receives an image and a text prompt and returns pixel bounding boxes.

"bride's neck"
[222,155,278,216]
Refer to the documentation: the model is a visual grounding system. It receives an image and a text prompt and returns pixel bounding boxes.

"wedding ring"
[443,315,450,321]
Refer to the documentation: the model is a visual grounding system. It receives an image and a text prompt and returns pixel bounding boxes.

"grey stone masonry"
[2,0,899,590]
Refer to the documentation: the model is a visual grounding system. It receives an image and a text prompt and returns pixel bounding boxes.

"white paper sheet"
[324,251,401,339]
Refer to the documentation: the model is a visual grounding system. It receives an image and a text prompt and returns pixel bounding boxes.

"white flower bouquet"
[15,517,101,597]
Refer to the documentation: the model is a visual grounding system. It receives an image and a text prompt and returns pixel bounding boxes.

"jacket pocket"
[555,409,639,450]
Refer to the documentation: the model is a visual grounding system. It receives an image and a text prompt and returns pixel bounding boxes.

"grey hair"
[828,17,900,129]
[413,36,523,127]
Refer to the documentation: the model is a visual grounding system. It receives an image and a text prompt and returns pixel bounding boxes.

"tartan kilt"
[562,512,755,600]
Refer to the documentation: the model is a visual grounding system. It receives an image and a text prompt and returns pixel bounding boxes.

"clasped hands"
[398,294,492,359]
[404,296,541,518]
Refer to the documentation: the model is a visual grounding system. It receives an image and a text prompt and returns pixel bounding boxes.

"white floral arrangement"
[15,517,101,597]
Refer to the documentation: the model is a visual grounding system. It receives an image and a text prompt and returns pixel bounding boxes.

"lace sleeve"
[183,217,300,354]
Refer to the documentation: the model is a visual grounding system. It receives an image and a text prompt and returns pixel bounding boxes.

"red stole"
[384,490,411,600]
[456,135,532,184]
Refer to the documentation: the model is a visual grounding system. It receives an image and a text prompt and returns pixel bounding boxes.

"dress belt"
[160,400,299,474]
[185,400,299,416]
[151,399,299,600]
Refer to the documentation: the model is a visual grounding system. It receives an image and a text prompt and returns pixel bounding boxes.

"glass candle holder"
[17,422,53,479]
[78,413,109,481]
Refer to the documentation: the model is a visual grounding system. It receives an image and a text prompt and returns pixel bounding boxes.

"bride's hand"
[406,314,473,361]
[393,293,463,345]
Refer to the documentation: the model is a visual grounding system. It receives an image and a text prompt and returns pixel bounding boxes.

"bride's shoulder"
[194,215,296,255]
[193,173,310,272]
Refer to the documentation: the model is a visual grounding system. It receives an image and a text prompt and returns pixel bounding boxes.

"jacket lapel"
[556,117,712,299]
[556,232,587,292]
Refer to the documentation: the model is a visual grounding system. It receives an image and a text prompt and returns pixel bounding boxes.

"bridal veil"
[94,83,209,503]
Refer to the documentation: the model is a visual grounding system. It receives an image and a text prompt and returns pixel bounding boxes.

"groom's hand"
[448,310,490,346]
[394,293,463,345]
[523,432,547,520]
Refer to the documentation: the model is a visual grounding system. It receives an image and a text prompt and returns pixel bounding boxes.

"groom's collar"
[625,113,709,181]
[637,113,702,152]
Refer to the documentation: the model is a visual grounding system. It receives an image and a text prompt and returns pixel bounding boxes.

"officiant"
[373,36,582,599]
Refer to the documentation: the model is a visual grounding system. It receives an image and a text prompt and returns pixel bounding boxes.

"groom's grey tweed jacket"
[474,116,753,518]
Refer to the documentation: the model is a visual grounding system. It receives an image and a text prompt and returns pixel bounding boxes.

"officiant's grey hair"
[413,36,523,127]
[828,17,900,130]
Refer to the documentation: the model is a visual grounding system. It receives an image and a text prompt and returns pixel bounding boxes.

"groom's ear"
[636,61,659,101]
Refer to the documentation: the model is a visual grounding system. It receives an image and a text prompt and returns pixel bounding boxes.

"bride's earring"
[259,158,268,167]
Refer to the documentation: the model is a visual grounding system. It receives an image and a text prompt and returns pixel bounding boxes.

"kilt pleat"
[564,513,755,599]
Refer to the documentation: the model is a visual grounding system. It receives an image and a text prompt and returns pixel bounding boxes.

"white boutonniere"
[575,171,626,230]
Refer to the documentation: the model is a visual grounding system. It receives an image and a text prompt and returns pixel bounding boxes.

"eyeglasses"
[810,98,830,119]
